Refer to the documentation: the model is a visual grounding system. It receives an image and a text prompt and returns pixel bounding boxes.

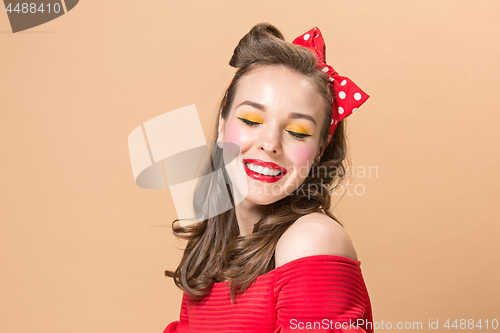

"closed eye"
[287,130,312,139]
[238,116,311,139]
[238,117,261,126]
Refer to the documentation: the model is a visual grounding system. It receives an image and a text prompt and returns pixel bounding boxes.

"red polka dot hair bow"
[292,27,370,142]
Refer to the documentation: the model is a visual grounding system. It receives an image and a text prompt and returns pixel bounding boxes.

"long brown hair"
[165,23,350,302]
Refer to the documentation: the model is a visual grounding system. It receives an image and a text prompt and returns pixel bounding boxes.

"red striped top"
[163,255,373,333]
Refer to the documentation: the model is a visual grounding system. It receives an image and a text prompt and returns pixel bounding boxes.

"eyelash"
[237,117,312,140]
[238,117,260,127]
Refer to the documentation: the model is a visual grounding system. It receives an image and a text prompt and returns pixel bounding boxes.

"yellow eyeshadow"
[286,123,313,135]
[237,111,264,123]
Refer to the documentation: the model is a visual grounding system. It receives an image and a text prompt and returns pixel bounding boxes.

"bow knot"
[292,27,369,142]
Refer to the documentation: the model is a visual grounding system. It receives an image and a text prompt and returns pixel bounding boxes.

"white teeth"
[245,162,283,176]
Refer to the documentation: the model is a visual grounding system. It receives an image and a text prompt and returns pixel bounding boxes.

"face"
[217,65,328,206]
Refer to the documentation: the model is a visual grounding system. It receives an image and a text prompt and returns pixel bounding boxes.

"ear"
[217,113,225,144]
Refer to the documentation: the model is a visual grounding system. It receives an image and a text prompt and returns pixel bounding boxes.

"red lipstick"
[242,159,287,183]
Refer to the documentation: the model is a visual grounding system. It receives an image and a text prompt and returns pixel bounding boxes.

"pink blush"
[224,126,246,148]
[291,146,316,166]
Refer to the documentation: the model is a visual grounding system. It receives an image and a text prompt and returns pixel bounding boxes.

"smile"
[242,159,287,183]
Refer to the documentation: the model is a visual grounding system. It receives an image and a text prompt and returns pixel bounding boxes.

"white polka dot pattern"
[292,27,370,144]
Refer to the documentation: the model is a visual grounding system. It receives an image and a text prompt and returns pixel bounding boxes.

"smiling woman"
[218,65,327,207]
[163,23,373,333]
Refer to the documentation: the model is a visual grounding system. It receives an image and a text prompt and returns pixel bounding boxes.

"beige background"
[1,1,499,332]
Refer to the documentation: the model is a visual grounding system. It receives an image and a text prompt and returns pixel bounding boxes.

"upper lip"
[244,159,287,172]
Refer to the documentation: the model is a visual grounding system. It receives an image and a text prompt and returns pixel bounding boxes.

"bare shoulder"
[275,212,358,268]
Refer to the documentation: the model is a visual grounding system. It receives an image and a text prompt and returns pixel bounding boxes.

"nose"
[257,128,282,155]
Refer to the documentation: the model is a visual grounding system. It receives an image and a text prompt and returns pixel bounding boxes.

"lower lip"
[243,161,286,183]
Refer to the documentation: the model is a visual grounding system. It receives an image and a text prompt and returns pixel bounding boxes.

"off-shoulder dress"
[163,254,373,333]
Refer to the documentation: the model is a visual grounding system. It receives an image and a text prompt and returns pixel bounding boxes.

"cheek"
[289,146,317,170]
[224,124,251,150]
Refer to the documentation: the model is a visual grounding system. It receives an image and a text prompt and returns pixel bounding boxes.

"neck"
[234,199,267,236]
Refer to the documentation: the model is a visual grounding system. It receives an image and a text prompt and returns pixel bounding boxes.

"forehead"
[232,65,325,118]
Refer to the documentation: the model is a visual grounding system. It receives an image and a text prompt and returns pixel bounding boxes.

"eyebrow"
[235,100,317,126]
[236,100,267,111]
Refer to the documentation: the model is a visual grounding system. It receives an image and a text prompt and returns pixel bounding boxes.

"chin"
[244,184,293,206]
[245,194,282,206]
[231,174,304,207]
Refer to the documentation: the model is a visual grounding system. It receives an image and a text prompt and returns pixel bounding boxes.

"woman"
[164,23,373,333]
